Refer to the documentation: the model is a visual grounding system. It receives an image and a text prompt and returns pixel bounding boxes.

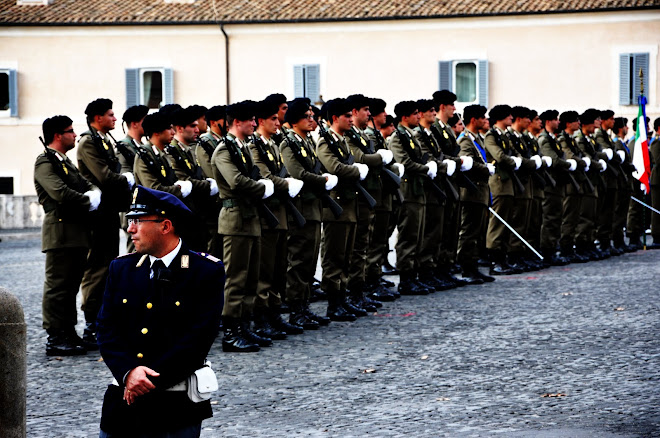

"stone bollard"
[0,287,27,438]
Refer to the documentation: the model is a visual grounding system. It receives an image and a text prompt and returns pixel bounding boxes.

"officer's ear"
[161,218,174,235]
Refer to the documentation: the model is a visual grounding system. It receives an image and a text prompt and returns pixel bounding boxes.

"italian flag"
[632,94,651,194]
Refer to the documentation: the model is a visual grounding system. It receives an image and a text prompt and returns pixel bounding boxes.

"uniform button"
[58,219,62,222]
[122,299,127,304]
[146,302,152,309]
[141,328,148,335]
[137,353,143,359]
[175,301,180,307]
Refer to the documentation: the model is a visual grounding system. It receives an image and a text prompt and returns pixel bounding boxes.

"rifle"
[224,135,279,229]
[252,134,306,228]
[492,128,525,195]
[134,144,177,186]
[86,121,121,173]
[317,121,377,209]
[165,141,204,180]
[368,116,404,202]
[108,132,137,169]
[39,136,69,181]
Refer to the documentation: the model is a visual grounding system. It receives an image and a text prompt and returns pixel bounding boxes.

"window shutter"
[438,61,452,92]
[8,69,17,117]
[293,65,304,98]
[163,68,174,105]
[632,53,649,104]
[305,64,320,104]
[125,69,139,108]
[619,54,631,105]
[478,60,489,108]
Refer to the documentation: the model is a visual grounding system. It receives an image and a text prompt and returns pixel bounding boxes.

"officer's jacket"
[168,138,210,192]
[212,133,264,237]
[250,134,289,231]
[364,126,396,211]
[651,136,660,186]
[34,148,96,251]
[316,126,360,223]
[484,127,520,197]
[133,142,182,198]
[612,136,635,191]
[389,124,429,204]
[345,126,383,203]
[196,131,222,180]
[413,126,449,206]
[279,131,326,222]
[558,130,589,196]
[77,127,131,213]
[506,127,538,200]
[116,136,142,174]
[97,243,224,435]
[538,130,572,196]
[574,130,604,192]
[432,119,459,157]
[457,129,491,206]
[593,128,619,190]
[521,131,546,199]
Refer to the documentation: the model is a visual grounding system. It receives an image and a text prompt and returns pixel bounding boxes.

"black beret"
[346,94,370,111]
[432,90,457,106]
[463,105,487,123]
[264,93,288,107]
[529,109,538,120]
[171,107,198,127]
[205,105,226,122]
[600,109,615,120]
[85,98,113,117]
[511,106,531,120]
[613,117,628,132]
[188,105,208,120]
[539,110,559,122]
[122,105,149,124]
[159,103,182,120]
[448,113,461,127]
[417,99,435,113]
[226,101,255,122]
[325,98,352,120]
[580,108,600,125]
[255,99,280,120]
[142,112,172,137]
[559,111,579,124]
[489,105,512,122]
[285,98,312,124]
[394,100,418,118]
[383,115,395,128]
[369,98,387,115]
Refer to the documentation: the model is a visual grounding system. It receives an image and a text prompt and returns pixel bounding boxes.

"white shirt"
[148,238,182,278]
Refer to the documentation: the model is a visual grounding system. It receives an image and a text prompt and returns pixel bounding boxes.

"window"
[619,53,649,106]
[438,60,488,107]
[125,68,173,109]
[0,176,14,195]
[293,64,321,105]
[0,69,18,117]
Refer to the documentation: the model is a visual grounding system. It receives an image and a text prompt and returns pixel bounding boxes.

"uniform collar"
[149,238,183,268]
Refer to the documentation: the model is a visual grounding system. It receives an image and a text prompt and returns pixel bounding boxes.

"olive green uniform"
[77,128,131,324]
[522,131,546,252]
[574,130,604,251]
[626,138,646,243]
[611,136,634,247]
[197,131,224,255]
[117,136,143,252]
[212,133,265,319]
[35,148,96,331]
[594,128,621,249]
[133,142,181,197]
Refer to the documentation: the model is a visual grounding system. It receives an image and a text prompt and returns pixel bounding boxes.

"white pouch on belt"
[187,360,218,403]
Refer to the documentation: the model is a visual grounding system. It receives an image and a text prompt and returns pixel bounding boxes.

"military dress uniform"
[574,130,604,255]
[626,137,648,247]
[197,131,223,256]
[593,127,621,252]
[522,131,546,259]
[133,142,180,197]
[558,130,588,259]
[77,127,131,333]
[117,136,143,253]
[611,135,635,250]
[35,147,97,351]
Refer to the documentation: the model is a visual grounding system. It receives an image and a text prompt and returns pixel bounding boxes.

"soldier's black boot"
[348,285,377,313]
[309,279,327,302]
[366,279,396,302]
[460,265,485,285]
[253,310,286,341]
[489,250,515,275]
[82,322,99,351]
[269,307,304,335]
[303,303,331,326]
[290,302,320,330]
[326,294,357,322]
[241,319,272,347]
[46,329,86,357]
[222,317,260,353]
[381,255,399,275]
[398,271,429,295]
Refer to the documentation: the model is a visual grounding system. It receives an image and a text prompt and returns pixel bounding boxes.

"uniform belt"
[222,198,238,208]
[110,378,187,391]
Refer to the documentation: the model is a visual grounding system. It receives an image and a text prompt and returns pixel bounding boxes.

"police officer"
[97,186,224,438]
[35,115,101,355]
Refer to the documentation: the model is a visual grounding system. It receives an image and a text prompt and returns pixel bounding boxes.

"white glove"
[531,155,543,170]
[393,163,405,177]
[512,156,522,170]
[617,150,625,162]
[443,159,456,177]
[352,163,369,181]
[323,173,338,191]
[257,179,274,199]
[174,180,193,198]
[122,172,135,190]
[285,177,304,198]
[582,156,591,168]
[487,163,496,175]
[206,178,219,196]
[84,190,101,211]
[641,183,648,195]
[566,159,577,172]
[426,160,438,179]
[603,148,614,160]
[598,159,607,172]
[376,149,393,165]
[542,156,552,167]
[460,156,473,172]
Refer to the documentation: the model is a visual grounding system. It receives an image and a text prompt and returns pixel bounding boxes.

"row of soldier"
[34,91,660,356]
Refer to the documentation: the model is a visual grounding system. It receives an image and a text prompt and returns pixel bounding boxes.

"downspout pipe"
[220,23,229,104]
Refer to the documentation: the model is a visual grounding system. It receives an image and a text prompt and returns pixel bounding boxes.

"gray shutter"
[125,68,139,108]
[163,68,174,105]
[305,64,320,104]
[8,69,17,117]
[293,65,304,98]
[438,61,452,92]
[619,54,631,105]
[632,53,649,103]
[478,59,489,107]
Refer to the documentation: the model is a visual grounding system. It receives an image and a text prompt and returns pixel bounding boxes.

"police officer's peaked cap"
[511,106,531,120]
[346,94,370,111]
[256,100,280,120]
[226,101,255,122]
[600,109,615,120]
[126,185,193,220]
[142,112,172,137]
[264,93,288,107]
[580,108,600,125]
[188,105,208,120]
[432,90,457,106]
[171,107,198,127]
[559,111,579,124]
[85,98,113,117]
[122,105,149,124]
[393,100,418,118]
[285,98,311,124]
[206,105,226,122]
[369,98,387,115]
[416,99,435,113]
[489,105,512,122]
[539,109,559,123]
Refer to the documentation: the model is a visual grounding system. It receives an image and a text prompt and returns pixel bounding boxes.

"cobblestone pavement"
[1,237,659,437]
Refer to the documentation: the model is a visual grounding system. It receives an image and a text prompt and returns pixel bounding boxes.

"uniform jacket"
[484,127,520,197]
[558,130,588,195]
[431,119,459,157]
[521,131,546,199]
[649,136,660,186]
[457,129,491,206]
[414,126,449,205]
[612,136,635,192]
[365,126,395,211]
[574,130,604,194]
[133,142,182,198]
[594,128,620,190]
[345,126,384,204]
[250,134,289,231]
[538,130,571,196]
[197,131,222,180]
[506,127,537,200]
[97,243,224,435]
[34,148,96,251]
[116,136,142,174]
[389,124,429,204]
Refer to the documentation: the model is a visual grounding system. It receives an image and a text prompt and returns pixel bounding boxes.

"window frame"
[0,68,18,118]
[452,60,479,105]
[139,67,166,110]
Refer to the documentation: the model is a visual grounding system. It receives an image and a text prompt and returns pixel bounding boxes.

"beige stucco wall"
[0,10,658,196]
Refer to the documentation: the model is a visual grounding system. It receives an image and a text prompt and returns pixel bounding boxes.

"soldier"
[626,116,650,250]
[213,101,275,352]
[97,186,224,438]
[389,100,437,295]
[538,110,576,265]
[249,99,305,337]
[77,98,134,348]
[280,98,337,328]
[484,105,523,275]
[265,93,289,146]
[611,117,635,252]
[35,116,101,356]
[650,117,660,248]
[448,113,464,138]
[455,105,493,283]
[594,109,621,255]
